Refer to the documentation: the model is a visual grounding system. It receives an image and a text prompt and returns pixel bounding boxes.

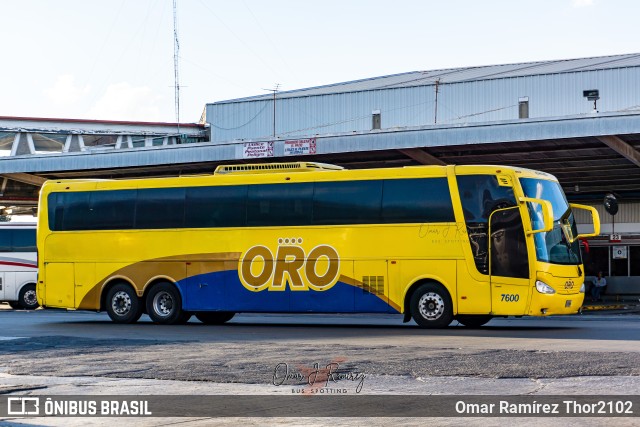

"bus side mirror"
[569,203,601,239]
[519,197,554,235]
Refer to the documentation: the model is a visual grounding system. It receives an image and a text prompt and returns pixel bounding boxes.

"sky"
[1,0,638,124]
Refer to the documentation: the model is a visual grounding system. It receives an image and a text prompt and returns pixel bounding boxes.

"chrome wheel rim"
[111,291,132,316]
[152,291,174,318]
[418,292,445,320]
[23,289,37,307]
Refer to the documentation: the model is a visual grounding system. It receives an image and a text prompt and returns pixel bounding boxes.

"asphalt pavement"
[1,306,639,426]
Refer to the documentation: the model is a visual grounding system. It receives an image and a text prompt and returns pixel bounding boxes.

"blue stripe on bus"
[176,270,397,313]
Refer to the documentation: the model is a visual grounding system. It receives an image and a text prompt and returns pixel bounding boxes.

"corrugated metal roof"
[215,53,640,104]
[4,112,640,173]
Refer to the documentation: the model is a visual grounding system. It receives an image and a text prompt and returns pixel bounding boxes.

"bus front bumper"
[528,291,585,316]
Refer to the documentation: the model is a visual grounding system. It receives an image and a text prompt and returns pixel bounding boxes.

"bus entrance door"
[489,207,530,315]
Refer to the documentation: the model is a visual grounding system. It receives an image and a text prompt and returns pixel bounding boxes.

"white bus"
[0,223,38,309]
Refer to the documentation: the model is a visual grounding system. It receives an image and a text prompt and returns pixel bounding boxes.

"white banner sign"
[243,141,274,159]
[284,138,316,156]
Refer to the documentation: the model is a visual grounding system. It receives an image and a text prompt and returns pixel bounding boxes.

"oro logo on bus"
[239,239,340,292]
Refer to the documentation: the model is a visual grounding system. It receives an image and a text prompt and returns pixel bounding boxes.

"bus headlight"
[535,280,556,294]
[580,282,585,293]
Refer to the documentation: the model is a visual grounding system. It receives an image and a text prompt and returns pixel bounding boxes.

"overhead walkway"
[0,116,207,213]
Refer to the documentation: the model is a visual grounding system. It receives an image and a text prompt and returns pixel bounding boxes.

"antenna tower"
[173,0,181,135]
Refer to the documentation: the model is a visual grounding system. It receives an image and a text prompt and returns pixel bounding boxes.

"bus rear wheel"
[410,283,453,328]
[18,284,39,310]
[456,315,492,328]
[196,312,235,325]
[146,282,186,325]
[105,284,142,324]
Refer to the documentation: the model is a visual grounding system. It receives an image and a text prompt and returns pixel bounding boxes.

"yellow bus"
[37,162,600,328]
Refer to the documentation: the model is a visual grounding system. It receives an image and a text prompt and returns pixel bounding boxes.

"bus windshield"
[519,177,581,265]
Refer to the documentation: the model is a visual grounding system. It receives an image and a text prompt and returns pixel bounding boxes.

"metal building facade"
[206,54,640,143]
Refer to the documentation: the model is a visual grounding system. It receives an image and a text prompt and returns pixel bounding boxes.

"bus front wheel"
[456,315,492,328]
[105,284,143,324]
[196,312,235,325]
[410,283,453,328]
[146,282,186,325]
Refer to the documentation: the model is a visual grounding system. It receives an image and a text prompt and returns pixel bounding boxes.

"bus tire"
[146,282,185,325]
[105,283,142,324]
[456,315,492,328]
[196,312,235,325]
[18,284,39,310]
[410,283,453,328]
[175,311,193,324]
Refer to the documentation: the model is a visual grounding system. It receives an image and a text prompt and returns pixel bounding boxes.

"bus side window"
[247,183,313,227]
[382,178,454,223]
[136,187,186,229]
[60,192,92,231]
[313,181,383,225]
[0,229,11,251]
[12,229,36,252]
[185,185,247,228]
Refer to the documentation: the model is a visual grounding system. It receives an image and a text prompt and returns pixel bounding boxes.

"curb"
[581,304,627,311]
[579,302,640,315]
